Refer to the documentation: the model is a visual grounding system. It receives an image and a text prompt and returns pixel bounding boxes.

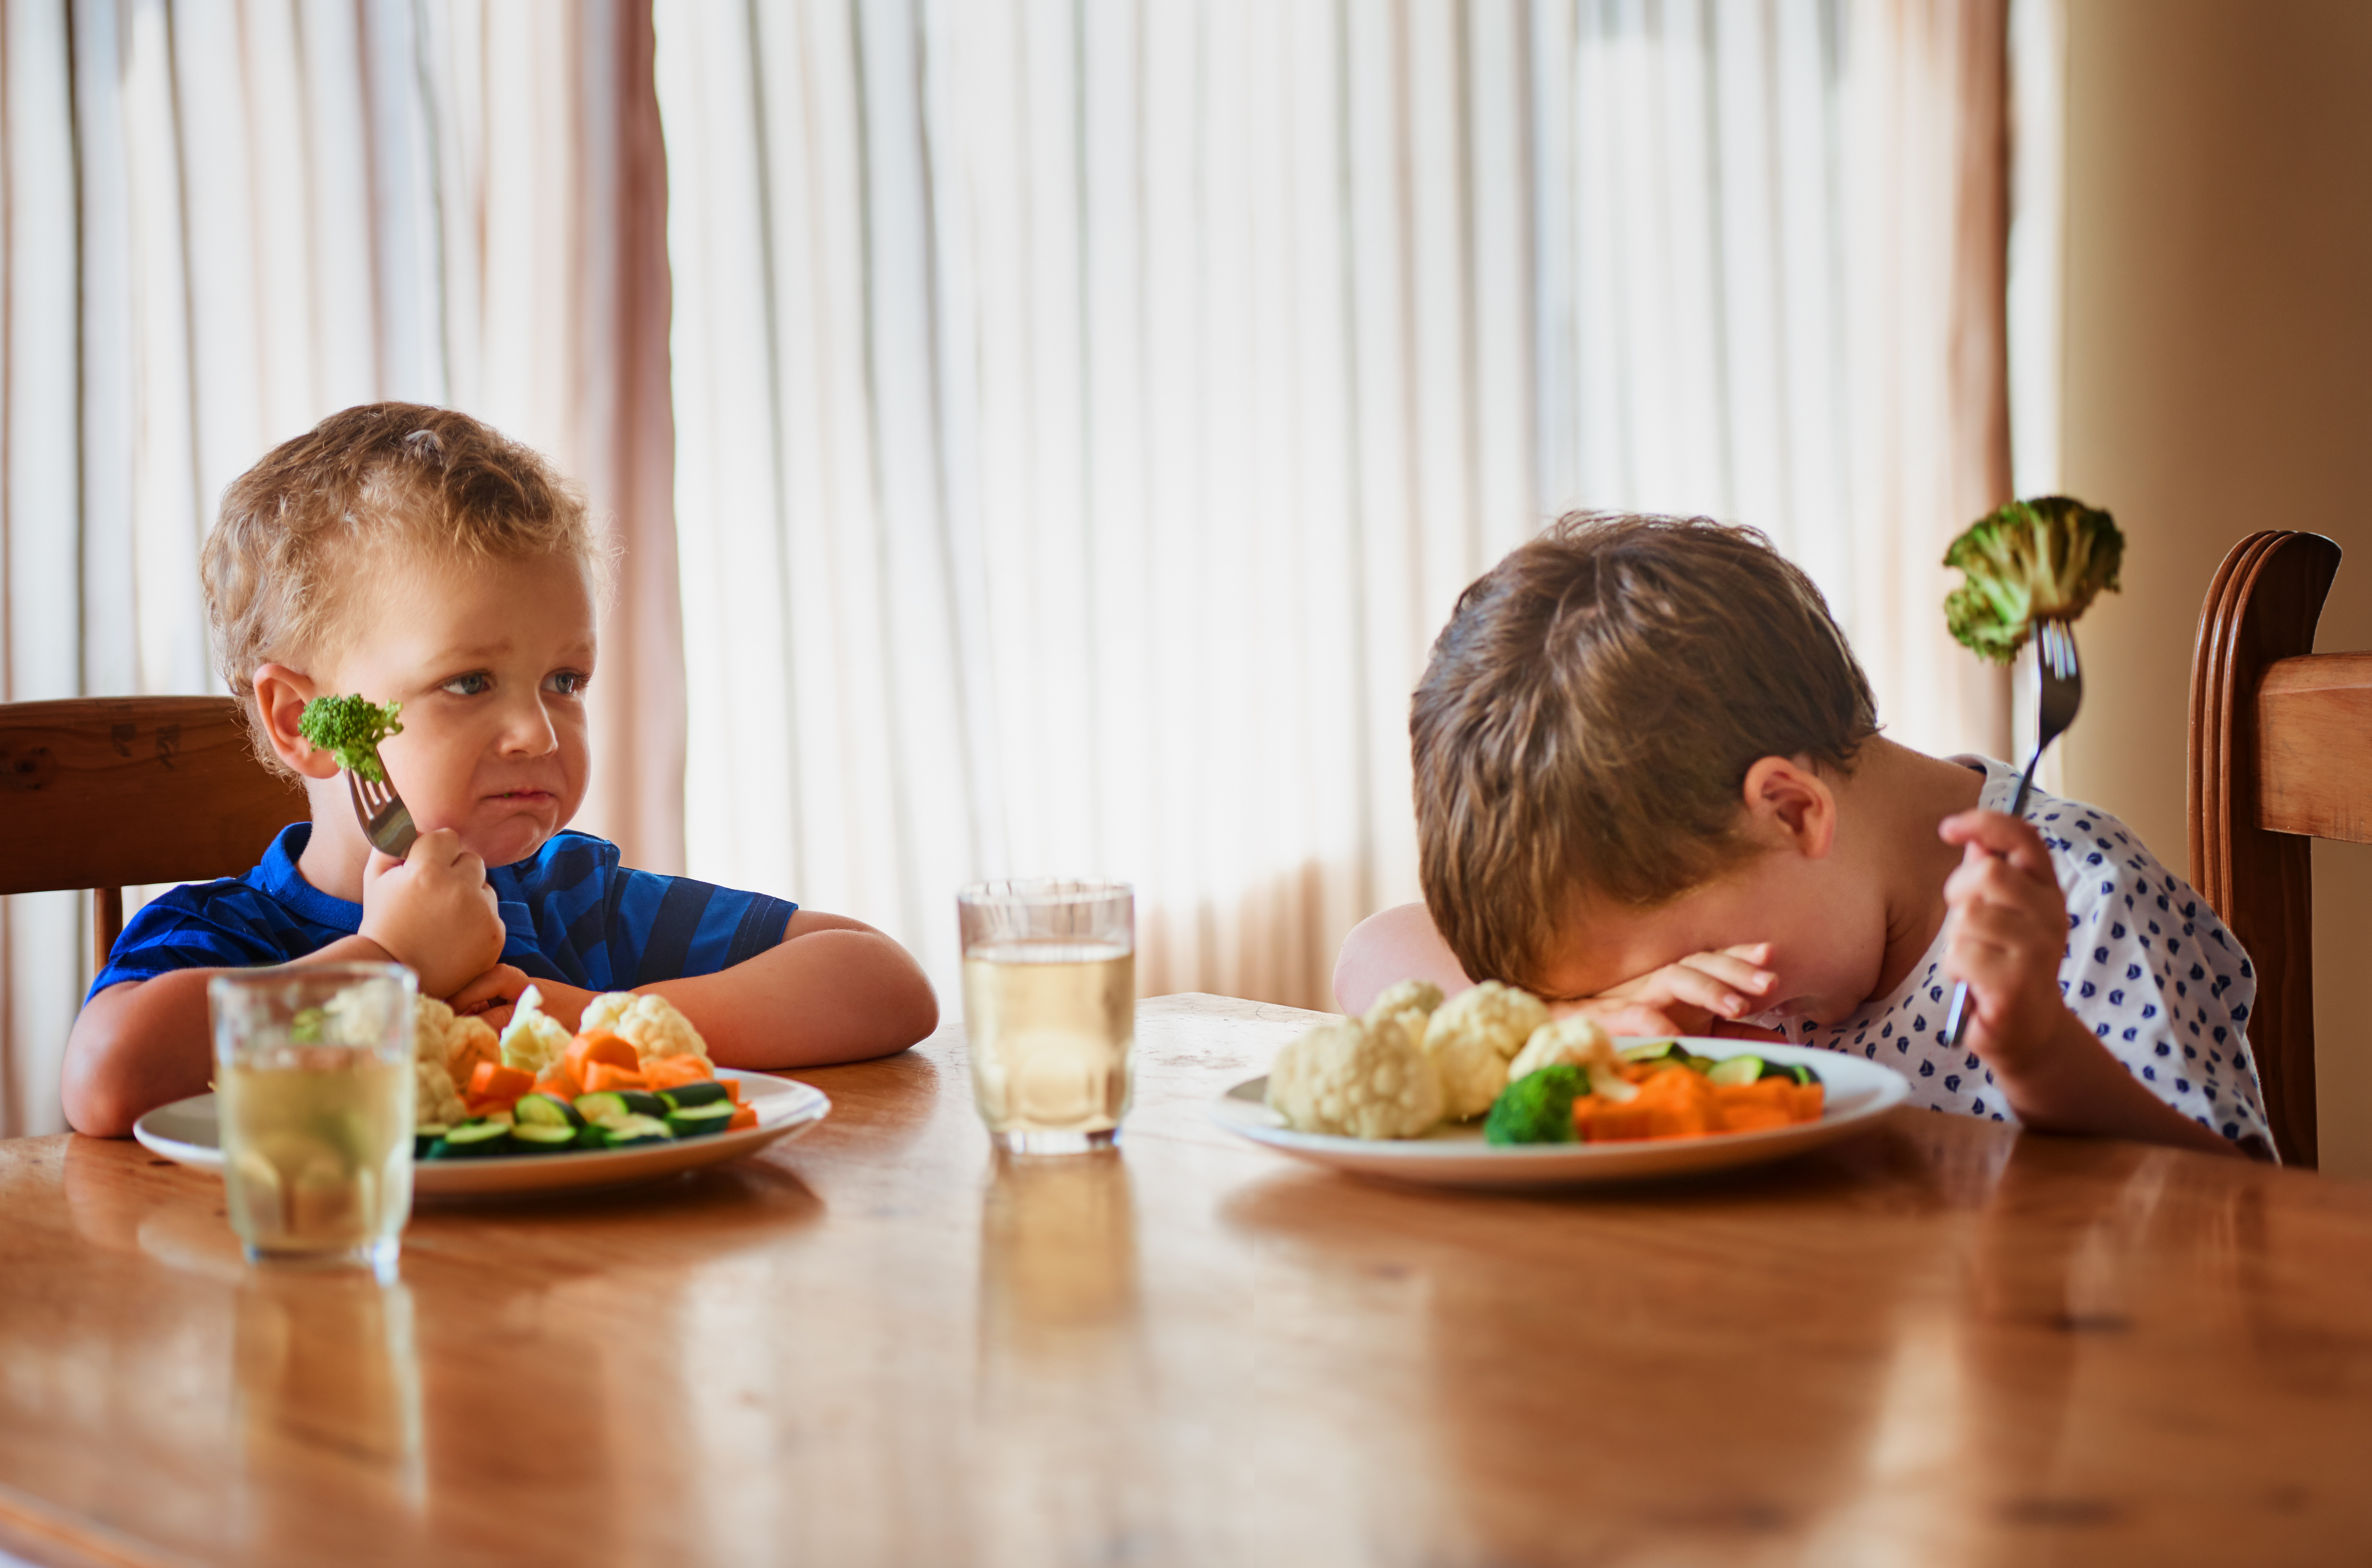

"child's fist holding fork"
[359,828,506,998]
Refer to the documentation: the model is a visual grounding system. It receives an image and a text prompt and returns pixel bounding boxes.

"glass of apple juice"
[959,880,1135,1154]
[209,963,417,1279]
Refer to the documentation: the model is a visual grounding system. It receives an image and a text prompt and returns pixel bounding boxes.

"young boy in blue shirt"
[64,404,938,1136]
[1335,514,2271,1158]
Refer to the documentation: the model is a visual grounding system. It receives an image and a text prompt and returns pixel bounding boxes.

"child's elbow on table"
[670,914,940,1071]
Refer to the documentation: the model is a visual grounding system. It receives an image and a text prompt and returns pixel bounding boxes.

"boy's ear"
[1740,755,1836,859]
[252,664,341,780]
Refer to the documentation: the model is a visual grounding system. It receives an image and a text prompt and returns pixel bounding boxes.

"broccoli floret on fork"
[1943,496,2125,665]
[297,694,404,781]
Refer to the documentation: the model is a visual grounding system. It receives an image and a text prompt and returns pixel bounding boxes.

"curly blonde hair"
[201,403,608,772]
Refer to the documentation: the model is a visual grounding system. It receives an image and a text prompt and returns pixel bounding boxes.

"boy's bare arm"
[63,829,505,1138]
[516,912,940,1069]
[62,934,399,1137]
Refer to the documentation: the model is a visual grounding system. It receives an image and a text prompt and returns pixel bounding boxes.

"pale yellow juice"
[962,941,1134,1142]
[219,1050,412,1260]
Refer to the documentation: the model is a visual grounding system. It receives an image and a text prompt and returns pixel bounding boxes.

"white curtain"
[657,0,2014,1013]
[0,0,680,1136]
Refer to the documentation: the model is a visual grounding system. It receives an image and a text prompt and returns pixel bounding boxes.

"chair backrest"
[2186,530,2369,1168]
[0,696,308,971]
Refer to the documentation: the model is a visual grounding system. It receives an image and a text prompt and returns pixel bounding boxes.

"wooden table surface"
[6,994,2372,1568]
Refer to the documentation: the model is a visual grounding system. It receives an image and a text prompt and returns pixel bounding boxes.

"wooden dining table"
[5,992,2372,1567]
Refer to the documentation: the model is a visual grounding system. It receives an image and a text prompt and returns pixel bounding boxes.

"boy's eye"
[440,671,493,697]
[546,670,589,697]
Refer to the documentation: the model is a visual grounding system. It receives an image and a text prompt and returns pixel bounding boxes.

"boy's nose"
[500,698,560,755]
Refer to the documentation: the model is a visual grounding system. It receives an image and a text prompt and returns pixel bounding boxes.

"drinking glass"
[210,964,417,1278]
[958,880,1135,1154]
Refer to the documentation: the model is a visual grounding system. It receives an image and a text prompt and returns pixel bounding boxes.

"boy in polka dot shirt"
[1336,514,2270,1160]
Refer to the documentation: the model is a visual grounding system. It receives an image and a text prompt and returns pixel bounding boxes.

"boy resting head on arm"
[1336,514,2270,1159]
[64,403,936,1136]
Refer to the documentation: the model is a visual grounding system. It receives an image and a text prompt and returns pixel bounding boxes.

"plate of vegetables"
[135,984,831,1198]
[1207,980,1906,1189]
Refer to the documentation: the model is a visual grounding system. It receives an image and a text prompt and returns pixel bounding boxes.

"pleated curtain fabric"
[0,0,681,1136]
[656,0,2014,1012]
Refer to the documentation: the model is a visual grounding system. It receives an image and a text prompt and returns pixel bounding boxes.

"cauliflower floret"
[499,984,572,1075]
[1511,1015,1637,1102]
[413,1057,467,1128]
[414,995,499,1084]
[1420,980,1550,1120]
[1362,978,1445,1033]
[1266,1013,1445,1140]
[580,990,713,1068]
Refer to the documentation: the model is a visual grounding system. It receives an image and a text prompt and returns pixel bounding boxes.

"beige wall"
[2057,0,2372,1172]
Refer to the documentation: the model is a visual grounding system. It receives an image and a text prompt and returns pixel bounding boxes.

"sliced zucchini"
[513,1092,585,1130]
[659,1080,732,1111]
[573,1091,630,1124]
[1619,1040,1687,1066]
[1704,1054,1765,1086]
[617,1090,669,1118]
[428,1120,513,1159]
[414,1123,452,1158]
[508,1121,580,1153]
[665,1101,738,1139]
[1785,1062,1822,1087]
[594,1112,672,1149]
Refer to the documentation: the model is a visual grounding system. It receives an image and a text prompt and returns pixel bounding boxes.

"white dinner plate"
[1208,1038,1908,1190]
[134,1068,830,1199]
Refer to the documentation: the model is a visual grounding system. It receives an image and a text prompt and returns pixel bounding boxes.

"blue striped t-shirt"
[89,825,796,999]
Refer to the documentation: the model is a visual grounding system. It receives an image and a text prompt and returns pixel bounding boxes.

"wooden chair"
[0,697,308,972]
[2187,530,2370,1168]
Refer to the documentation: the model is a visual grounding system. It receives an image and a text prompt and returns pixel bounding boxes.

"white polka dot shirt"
[1756,756,2274,1156]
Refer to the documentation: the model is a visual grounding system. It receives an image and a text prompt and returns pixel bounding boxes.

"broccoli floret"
[1483,1064,1588,1146]
[1943,496,2125,664]
[297,694,404,781]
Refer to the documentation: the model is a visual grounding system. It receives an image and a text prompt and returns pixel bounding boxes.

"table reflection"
[973,1150,1151,1565]
[235,1270,425,1507]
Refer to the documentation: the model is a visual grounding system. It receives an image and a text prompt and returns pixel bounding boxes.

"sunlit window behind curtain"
[656,0,2012,1013]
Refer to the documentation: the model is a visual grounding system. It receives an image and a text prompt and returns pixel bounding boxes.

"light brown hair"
[201,403,604,773]
[1412,513,1879,990]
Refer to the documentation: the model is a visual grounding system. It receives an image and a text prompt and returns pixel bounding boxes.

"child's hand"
[359,829,505,998]
[1550,943,1776,1036]
[445,963,532,1032]
[1939,809,2073,1077]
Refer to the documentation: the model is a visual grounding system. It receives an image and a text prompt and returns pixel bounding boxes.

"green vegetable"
[1483,1065,1587,1146]
[507,1122,580,1153]
[296,693,404,781]
[1619,1040,1687,1066]
[1704,1054,1765,1086]
[414,1124,452,1158]
[1943,496,2125,664]
[513,1092,585,1131]
[593,1112,672,1149]
[426,1120,513,1159]
[659,1080,732,1111]
[572,1091,631,1124]
[665,1102,737,1139]
[615,1090,669,1119]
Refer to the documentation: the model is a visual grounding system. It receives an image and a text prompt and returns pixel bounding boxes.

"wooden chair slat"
[0,698,307,969]
[2257,654,2372,844]
[2185,531,2345,1167]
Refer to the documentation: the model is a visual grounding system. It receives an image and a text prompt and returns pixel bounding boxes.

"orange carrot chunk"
[468,1061,536,1103]
[642,1055,714,1091]
[726,1104,758,1133]
[581,1060,650,1094]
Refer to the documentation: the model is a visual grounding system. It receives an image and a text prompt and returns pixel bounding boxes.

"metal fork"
[349,756,419,859]
[1941,617,2084,1051]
